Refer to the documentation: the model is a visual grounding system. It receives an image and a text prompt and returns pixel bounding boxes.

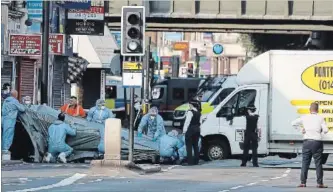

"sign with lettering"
[172,42,189,51]
[9,34,42,56]
[301,60,333,95]
[26,0,43,21]
[68,6,104,20]
[9,34,66,56]
[59,0,91,9]
[66,20,104,36]
[49,34,65,55]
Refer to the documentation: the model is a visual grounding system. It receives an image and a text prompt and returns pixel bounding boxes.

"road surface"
[2,156,333,192]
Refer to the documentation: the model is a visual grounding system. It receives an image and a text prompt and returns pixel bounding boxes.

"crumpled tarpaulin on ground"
[17,105,159,162]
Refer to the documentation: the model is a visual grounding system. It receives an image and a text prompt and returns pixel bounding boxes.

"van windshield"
[194,76,228,102]
[199,88,219,102]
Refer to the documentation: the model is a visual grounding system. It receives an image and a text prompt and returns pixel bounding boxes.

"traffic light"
[121,6,145,56]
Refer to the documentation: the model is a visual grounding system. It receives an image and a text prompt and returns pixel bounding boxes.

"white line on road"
[285,168,291,174]
[246,182,258,186]
[218,168,292,192]
[8,173,86,192]
[270,177,282,180]
[230,185,244,190]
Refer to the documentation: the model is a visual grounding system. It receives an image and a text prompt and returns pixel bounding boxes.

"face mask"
[248,110,255,115]
[101,106,105,110]
[150,116,156,120]
[25,101,31,105]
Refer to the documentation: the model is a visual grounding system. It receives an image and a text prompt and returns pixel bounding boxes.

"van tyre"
[204,140,230,161]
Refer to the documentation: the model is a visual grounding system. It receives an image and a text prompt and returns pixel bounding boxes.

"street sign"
[123,62,142,70]
[122,60,143,87]
[122,72,142,87]
[213,43,224,55]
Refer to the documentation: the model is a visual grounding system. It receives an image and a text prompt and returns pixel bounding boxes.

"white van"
[201,51,333,163]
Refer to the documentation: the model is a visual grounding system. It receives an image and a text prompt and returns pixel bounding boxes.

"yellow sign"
[325,117,333,123]
[291,100,333,106]
[123,62,142,70]
[301,60,333,95]
[297,108,333,115]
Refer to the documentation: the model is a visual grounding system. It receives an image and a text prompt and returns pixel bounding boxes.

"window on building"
[149,0,170,13]
[172,88,184,100]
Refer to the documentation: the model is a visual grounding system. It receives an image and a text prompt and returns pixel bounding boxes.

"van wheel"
[204,140,230,161]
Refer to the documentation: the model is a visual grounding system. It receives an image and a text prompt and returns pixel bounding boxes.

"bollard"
[101,118,122,166]
[91,118,132,168]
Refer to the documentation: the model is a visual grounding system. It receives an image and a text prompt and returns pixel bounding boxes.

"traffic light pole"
[41,1,50,105]
[128,56,135,163]
[129,85,134,162]
[145,37,151,101]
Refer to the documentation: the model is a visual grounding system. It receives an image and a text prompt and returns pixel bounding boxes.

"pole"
[128,87,135,162]
[145,37,151,100]
[157,33,161,77]
[41,1,50,104]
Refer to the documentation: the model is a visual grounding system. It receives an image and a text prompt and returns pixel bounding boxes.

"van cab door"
[216,85,268,155]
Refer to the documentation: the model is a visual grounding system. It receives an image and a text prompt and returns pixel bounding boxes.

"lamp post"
[41,1,50,104]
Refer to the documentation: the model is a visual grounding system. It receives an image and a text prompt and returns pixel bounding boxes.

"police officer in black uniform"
[241,104,260,167]
[183,99,201,166]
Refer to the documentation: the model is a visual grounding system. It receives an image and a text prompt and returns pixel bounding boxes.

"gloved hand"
[137,133,142,137]
[152,137,157,142]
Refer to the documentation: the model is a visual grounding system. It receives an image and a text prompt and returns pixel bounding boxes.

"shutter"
[52,57,71,109]
[1,61,13,87]
[52,59,63,109]
[18,58,35,101]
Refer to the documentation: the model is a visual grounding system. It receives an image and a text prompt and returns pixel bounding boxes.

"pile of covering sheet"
[17,105,159,162]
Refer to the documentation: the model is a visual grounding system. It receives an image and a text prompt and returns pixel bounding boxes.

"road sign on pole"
[122,60,143,87]
[213,43,224,55]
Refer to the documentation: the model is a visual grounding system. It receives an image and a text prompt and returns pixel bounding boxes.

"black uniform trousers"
[301,140,324,185]
[241,132,259,166]
[185,128,200,165]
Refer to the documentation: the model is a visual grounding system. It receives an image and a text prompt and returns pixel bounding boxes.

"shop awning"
[67,55,89,84]
[71,26,119,69]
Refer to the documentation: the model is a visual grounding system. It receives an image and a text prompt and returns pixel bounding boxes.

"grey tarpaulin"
[17,105,159,162]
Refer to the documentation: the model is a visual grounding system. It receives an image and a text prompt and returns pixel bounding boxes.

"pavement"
[2,155,333,192]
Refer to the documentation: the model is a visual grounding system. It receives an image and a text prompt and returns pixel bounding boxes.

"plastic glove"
[137,133,142,137]
[152,138,157,142]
